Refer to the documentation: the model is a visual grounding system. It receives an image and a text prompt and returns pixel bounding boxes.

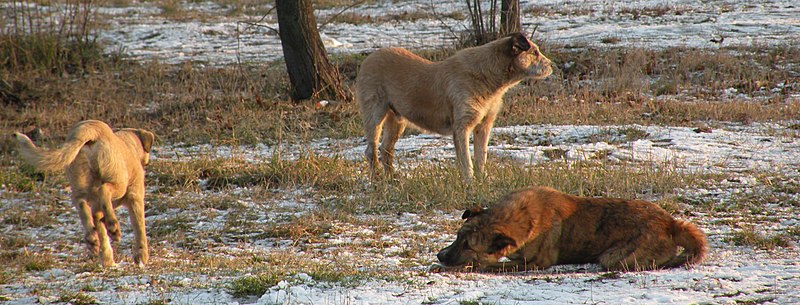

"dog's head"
[503,32,552,80]
[122,128,155,166]
[436,206,519,270]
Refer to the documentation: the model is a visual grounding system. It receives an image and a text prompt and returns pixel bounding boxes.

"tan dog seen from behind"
[356,33,553,181]
[15,120,155,267]
[437,186,707,272]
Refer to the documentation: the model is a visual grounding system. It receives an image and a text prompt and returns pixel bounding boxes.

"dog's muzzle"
[436,245,458,266]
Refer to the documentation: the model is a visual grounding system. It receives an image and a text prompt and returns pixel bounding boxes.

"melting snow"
[88,0,800,64]
[2,0,800,304]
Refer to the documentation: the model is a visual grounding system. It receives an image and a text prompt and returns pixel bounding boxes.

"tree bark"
[276,0,350,102]
[500,0,521,36]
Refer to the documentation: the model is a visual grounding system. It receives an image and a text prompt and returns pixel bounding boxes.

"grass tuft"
[58,292,99,305]
[1,206,56,228]
[148,214,194,240]
[228,272,283,298]
[728,226,794,250]
[0,271,15,285]
[23,253,55,272]
[0,163,42,192]
[0,235,31,250]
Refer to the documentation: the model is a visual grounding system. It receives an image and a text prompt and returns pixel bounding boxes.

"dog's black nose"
[436,250,447,263]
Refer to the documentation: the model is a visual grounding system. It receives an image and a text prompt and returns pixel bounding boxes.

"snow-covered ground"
[163,123,800,176]
[2,0,800,304]
[88,0,800,64]
[3,122,800,304]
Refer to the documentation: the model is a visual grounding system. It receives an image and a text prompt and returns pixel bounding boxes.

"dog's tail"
[665,220,708,268]
[14,120,112,172]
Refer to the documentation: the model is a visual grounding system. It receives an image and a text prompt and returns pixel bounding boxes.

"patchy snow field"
[3,122,800,304]
[2,0,800,304]
[92,0,800,64]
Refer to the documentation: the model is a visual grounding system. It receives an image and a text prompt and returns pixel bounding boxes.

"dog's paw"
[133,251,149,268]
[84,232,100,255]
[106,221,121,242]
[101,260,118,268]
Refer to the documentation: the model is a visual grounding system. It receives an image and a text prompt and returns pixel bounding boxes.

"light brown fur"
[437,186,707,272]
[356,33,553,181]
[14,120,155,267]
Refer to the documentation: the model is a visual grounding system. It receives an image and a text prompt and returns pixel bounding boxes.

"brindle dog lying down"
[436,186,707,272]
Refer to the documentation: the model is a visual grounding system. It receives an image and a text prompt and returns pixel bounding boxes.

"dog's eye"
[532,49,540,57]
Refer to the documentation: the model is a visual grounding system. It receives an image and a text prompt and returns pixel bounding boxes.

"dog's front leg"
[124,192,149,267]
[472,112,497,179]
[453,127,474,181]
[98,184,122,242]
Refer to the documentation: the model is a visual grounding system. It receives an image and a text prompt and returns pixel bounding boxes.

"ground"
[1,0,799,304]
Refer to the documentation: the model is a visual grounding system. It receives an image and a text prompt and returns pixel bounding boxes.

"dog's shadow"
[429,262,614,277]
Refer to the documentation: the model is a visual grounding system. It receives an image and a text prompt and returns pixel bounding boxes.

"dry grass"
[325,10,464,25]
[728,225,794,250]
[0,0,108,73]
[1,2,799,303]
[525,3,695,18]
[1,37,797,145]
[312,0,380,10]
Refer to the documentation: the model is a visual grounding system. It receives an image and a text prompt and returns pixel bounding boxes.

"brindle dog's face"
[436,208,517,269]
[507,33,553,80]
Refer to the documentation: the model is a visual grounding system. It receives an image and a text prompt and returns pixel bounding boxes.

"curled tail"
[666,220,708,268]
[14,120,112,172]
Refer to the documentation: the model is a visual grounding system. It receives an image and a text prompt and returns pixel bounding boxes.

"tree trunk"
[465,0,497,46]
[276,0,350,102]
[500,0,521,36]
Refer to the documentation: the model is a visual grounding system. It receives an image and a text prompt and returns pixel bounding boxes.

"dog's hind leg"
[620,237,678,270]
[75,198,99,256]
[379,112,407,176]
[97,183,122,242]
[597,243,636,271]
[92,210,116,267]
[599,236,675,271]
[360,101,390,179]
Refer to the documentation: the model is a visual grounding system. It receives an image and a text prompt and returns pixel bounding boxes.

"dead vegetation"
[2,42,797,146]
[1,0,799,303]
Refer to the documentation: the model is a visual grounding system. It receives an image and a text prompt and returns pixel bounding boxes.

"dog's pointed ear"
[461,207,487,220]
[508,32,531,55]
[133,129,155,153]
[487,234,517,254]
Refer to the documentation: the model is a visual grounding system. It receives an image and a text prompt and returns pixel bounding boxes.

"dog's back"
[14,120,151,186]
[355,48,453,132]
[356,47,434,85]
[534,187,708,269]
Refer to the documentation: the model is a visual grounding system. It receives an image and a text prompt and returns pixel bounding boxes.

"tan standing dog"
[437,186,707,272]
[14,120,155,267]
[356,33,553,181]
